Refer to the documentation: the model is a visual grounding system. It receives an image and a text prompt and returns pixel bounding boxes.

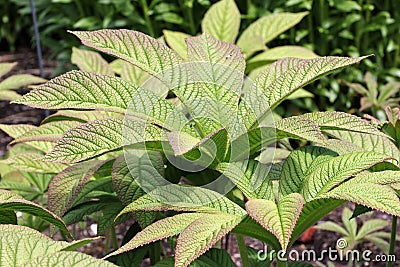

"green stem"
[140,0,155,37]
[150,242,161,265]
[386,216,397,267]
[179,0,196,35]
[74,0,85,18]
[236,234,250,267]
[307,14,314,47]
[111,227,118,250]
[104,229,111,255]
[276,258,288,267]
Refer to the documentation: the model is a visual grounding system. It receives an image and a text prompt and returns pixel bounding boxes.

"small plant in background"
[316,207,392,256]
[0,62,46,101]
[342,72,400,120]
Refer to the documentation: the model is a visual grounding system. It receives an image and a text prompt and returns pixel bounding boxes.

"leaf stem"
[179,0,196,35]
[236,234,250,267]
[386,216,397,267]
[150,241,161,265]
[276,259,288,267]
[111,227,118,250]
[140,0,155,37]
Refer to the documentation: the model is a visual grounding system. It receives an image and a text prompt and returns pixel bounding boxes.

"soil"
[1,49,400,267]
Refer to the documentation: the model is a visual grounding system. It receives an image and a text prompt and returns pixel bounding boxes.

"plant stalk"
[276,258,288,267]
[150,241,161,265]
[236,234,250,267]
[140,0,155,37]
[111,227,118,250]
[386,216,397,267]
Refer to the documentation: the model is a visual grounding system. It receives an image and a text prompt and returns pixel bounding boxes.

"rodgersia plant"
[1,2,400,267]
[0,62,46,100]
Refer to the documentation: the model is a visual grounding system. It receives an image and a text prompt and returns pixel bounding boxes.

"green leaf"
[275,116,327,144]
[13,121,81,143]
[232,216,280,250]
[318,180,400,216]
[104,213,205,258]
[255,56,367,110]
[98,201,125,233]
[43,110,118,123]
[0,190,72,238]
[217,160,274,200]
[302,152,389,201]
[0,123,37,139]
[0,90,21,101]
[314,221,349,236]
[110,59,150,86]
[237,12,308,56]
[163,30,190,59]
[325,130,400,160]
[71,47,114,76]
[43,118,165,163]
[2,152,68,173]
[72,177,113,207]
[356,219,388,240]
[174,213,241,267]
[119,60,150,85]
[378,81,400,104]
[179,34,245,118]
[117,186,246,218]
[48,160,106,217]
[22,251,118,267]
[201,0,240,43]
[70,30,182,76]
[291,198,344,245]
[0,74,46,90]
[286,88,314,100]
[153,248,236,267]
[13,71,141,113]
[302,111,384,136]
[248,46,318,63]
[112,155,149,205]
[187,33,245,74]
[0,225,103,266]
[0,62,16,77]
[245,193,305,250]
[167,127,229,166]
[0,210,17,224]
[350,170,400,186]
[279,146,338,197]
[194,248,236,267]
[62,200,108,225]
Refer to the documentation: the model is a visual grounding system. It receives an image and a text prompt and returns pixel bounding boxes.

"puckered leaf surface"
[174,213,242,267]
[245,193,305,250]
[14,71,141,113]
[254,56,367,110]
[0,224,110,267]
[48,160,106,217]
[104,213,205,259]
[44,118,165,163]
[116,186,246,219]
[70,29,182,77]
[0,190,71,237]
